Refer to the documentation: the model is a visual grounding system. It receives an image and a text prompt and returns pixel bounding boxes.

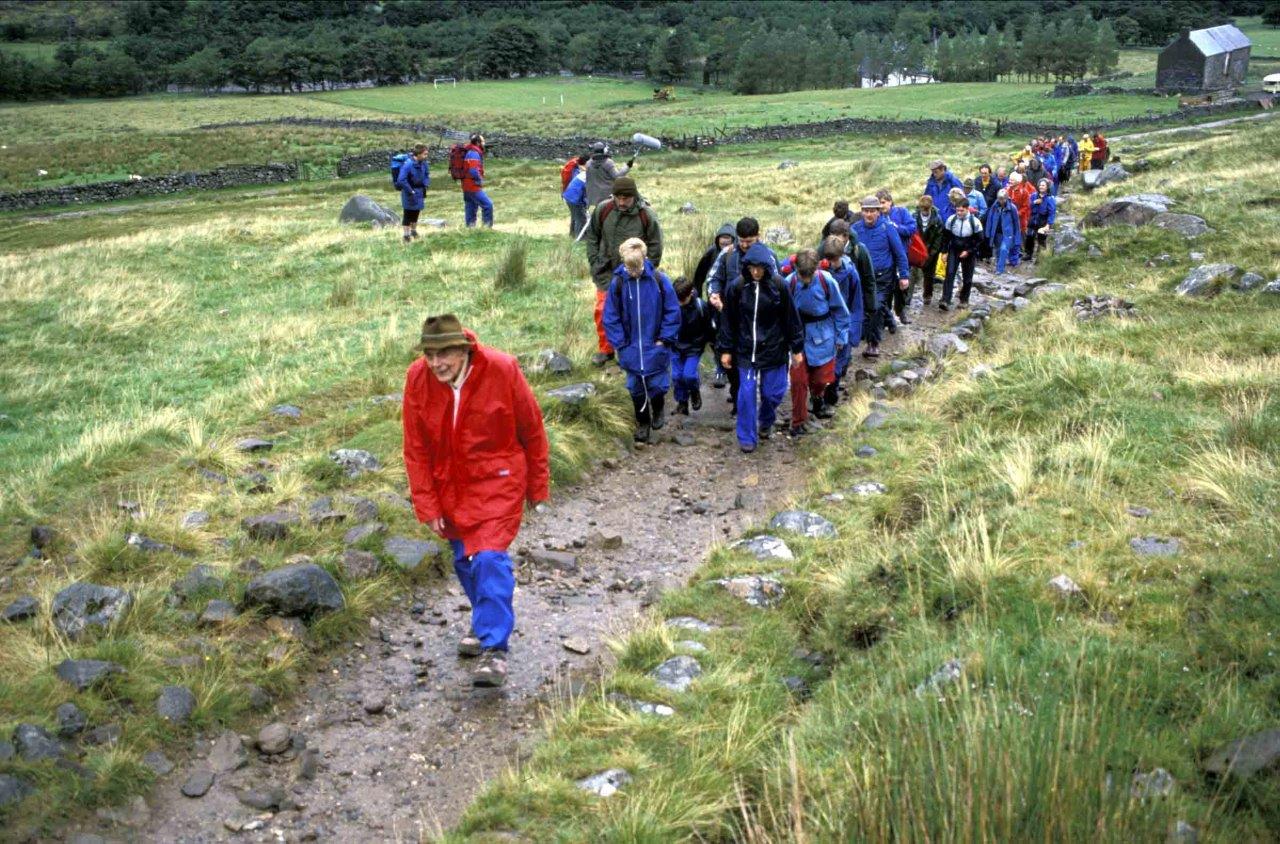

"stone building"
[1156,25,1251,93]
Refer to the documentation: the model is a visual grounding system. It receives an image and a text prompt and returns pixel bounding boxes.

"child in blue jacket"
[670,276,716,416]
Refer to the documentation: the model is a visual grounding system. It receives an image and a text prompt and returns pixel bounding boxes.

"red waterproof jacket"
[1008,181,1036,230]
[560,158,580,191]
[402,331,550,555]
[462,143,485,193]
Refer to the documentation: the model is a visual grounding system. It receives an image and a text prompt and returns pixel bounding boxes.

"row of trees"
[932,12,1120,83]
[0,0,1263,100]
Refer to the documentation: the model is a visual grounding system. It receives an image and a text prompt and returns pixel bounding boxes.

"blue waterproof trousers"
[671,352,701,402]
[464,190,494,227]
[735,364,788,449]
[449,540,514,651]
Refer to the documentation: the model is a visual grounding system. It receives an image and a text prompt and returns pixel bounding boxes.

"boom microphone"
[632,133,663,151]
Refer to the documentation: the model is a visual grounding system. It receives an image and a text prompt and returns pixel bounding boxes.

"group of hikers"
[572,131,1103,450]
[393,133,492,241]
[399,130,1109,684]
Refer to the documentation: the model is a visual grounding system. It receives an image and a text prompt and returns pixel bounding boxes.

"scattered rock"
[577,768,631,797]
[665,616,716,633]
[241,511,299,542]
[331,448,380,477]
[243,563,345,617]
[236,785,285,811]
[199,599,238,627]
[126,532,182,555]
[1030,283,1067,297]
[1152,213,1210,238]
[1083,193,1173,227]
[914,659,963,698]
[1176,263,1238,297]
[675,639,707,653]
[0,741,12,762]
[256,722,292,755]
[55,702,87,737]
[343,522,388,545]
[730,535,794,561]
[678,201,697,214]
[763,225,794,245]
[180,510,210,530]
[173,564,223,600]
[1048,574,1082,596]
[562,637,592,655]
[338,194,398,226]
[1130,536,1180,557]
[776,160,798,170]
[271,404,302,419]
[143,750,175,776]
[532,349,573,375]
[235,437,274,453]
[1234,272,1265,292]
[156,686,197,723]
[1131,767,1175,799]
[207,731,247,773]
[650,655,702,692]
[607,693,674,717]
[1073,294,1136,321]
[13,723,65,761]
[361,690,388,714]
[0,774,31,808]
[265,615,307,640]
[529,549,579,572]
[341,549,380,580]
[1126,505,1153,518]
[1,594,39,622]
[969,365,995,380]
[1202,728,1280,780]
[855,445,877,458]
[1264,278,1280,295]
[769,510,836,539]
[545,382,596,407]
[181,769,214,798]
[55,658,124,691]
[1051,225,1086,254]
[928,333,969,358]
[1169,820,1198,844]
[383,536,440,571]
[84,723,122,746]
[782,676,811,699]
[1011,296,1031,311]
[850,481,887,496]
[861,411,888,430]
[713,574,785,608]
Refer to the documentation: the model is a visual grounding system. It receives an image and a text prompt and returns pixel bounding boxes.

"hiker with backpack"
[562,156,589,238]
[784,249,851,438]
[670,276,716,416]
[691,222,736,390]
[583,141,633,208]
[452,134,493,228]
[585,176,663,367]
[705,217,776,411]
[939,198,984,311]
[402,314,550,688]
[717,242,804,453]
[820,235,864,408]
[393,144,431,243]
[851,196,910,359]
[602,238,680,444]
[913,194,945,306]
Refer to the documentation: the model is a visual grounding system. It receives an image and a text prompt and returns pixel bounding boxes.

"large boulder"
[1202,728,1280,780]
[1083,194,1174,228]
[51,583,133,639]
[338,194,398,226]
[1081,162,1130,190]
[545,382,596,407]
[1176,264,1238,297]
[243,563,345,618]
[1051,225,1086,254]
[1152,213,1211,238]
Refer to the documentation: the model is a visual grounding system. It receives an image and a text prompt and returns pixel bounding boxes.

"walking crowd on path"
[398,127,1105,685]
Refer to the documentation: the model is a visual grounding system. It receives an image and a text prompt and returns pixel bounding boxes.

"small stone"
[235,437,274,453]
[126,532,180,555]
[850,481,887,496]
[181,769,214,798]
[246,685,271,711]
[713,574,785,608]
[362,690,388,714]
[331,448,380,477]
[678,201,698,214]
[173,564,223,601]
[56,702,87,737]
[180,510,210,530]
[243,563,345,617]
[769,510,836,539]
[730,535,793,561]
[928,333,969,358]
[383,536,440,571]
[83,723,122,746]
[607,693,674,717]
[1202,728,1280,780]
[265,615,308,640]
[343,522,388,546]
[341,549,380,580]
[0,741,12,762]
[969,364,994,380]
[1,595,39,622]
[143,750,175,776]
[532,349,573,374]
[530,549,579,572]
[271,404,302,418]
[207,730,248,772]
[31,524,55,548]
[0,773,32,808]
[861,412,888,430]
[855,445,877,458]
[156,686,197,723]
[1048,574,1082,596]
[1126,505,1153,518]
[236,786,284,811]
[13,723,65,761]
[763,225,794,245]
[1176,263,1238,298]
[257,722,291,755]
[1130,767,1175,799]
[199,599,238,627]
[1130,536,1180,557]
[52,582,133,639]
[777,160,798,170]
[650,656,702,692]
[1234,272,1264,292]
[241,511,298,542]
[782,676,811,698]
[55,658,124,691]
[675,639,707,653]
[545,382,596,406]
[562,637,592,655]
[577,768,631,797]
[914,659,963,697]
[298,747,321,780]
[665,617,716,633]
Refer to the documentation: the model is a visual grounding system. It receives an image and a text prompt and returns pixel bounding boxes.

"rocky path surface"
[76,262,1038,843]
[1113,110,1276,140]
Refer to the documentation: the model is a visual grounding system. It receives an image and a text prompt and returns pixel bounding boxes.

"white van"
[1265,73,1280,95]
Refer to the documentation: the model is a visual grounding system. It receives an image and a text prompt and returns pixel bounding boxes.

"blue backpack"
[390,152,412,189]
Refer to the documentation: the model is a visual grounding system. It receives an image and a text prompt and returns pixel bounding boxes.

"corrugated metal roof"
[1187,25,1251,56]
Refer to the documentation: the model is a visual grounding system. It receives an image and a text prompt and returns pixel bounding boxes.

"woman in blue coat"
[785,249,851,436]
[395,144,431,243]
[1024,179,1057,263]
[603,237,681,444]
[984,189,1023,275]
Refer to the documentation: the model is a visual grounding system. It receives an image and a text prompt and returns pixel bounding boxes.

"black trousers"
[943,248,975,304]
[1024,231,1048,260]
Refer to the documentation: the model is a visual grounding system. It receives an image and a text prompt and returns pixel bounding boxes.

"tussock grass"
[493,237,530,291]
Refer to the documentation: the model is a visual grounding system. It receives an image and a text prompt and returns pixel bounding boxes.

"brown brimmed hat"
[928,158,946,170]
[611,176,638,197]
[860,195,880,209]
[417,313,469,352]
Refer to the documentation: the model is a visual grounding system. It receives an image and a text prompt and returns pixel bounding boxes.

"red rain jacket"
[560,158,580,191]
[1008,181,1036,230]
[461,143,485,193]
[402,331,549,555]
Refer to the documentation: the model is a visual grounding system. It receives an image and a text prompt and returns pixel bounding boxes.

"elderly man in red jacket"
[402,314,550,686]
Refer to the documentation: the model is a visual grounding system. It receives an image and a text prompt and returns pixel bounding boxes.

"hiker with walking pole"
[585,176,663,367]
[402,314,550,687]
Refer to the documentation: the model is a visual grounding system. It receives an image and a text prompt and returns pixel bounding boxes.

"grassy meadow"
[448,121,1280,840]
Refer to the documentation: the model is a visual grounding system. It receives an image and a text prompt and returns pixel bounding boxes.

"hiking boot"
[938,301,951,311]
[591,352,614,367]
[862,345,881,359]
[814,399,834,419]
[712,371,727,389]
[740,443,756,454]
[633,423,651,444]
[402,234,412,244]
[472,650,507,687]
[676,399,690,416]
[758,426,772,441]
[410,230,420,240]
[885,318,897,335]
[650,394,666,430]
[823,383,840,406]
[788,424,808,438]
[690,388,702,411]
[898,314,913,325]
[457,635,483,658]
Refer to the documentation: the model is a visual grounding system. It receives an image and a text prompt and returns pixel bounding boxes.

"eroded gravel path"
[82,271,1007,843]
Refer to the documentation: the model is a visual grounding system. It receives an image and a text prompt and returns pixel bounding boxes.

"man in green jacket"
[585,176,663,366]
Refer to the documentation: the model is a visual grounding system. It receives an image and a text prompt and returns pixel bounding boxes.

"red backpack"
[448,144,468,181]
[907,231,929,268]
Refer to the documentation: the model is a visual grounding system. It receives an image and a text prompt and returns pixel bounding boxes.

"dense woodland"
[0,0,1274,100]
